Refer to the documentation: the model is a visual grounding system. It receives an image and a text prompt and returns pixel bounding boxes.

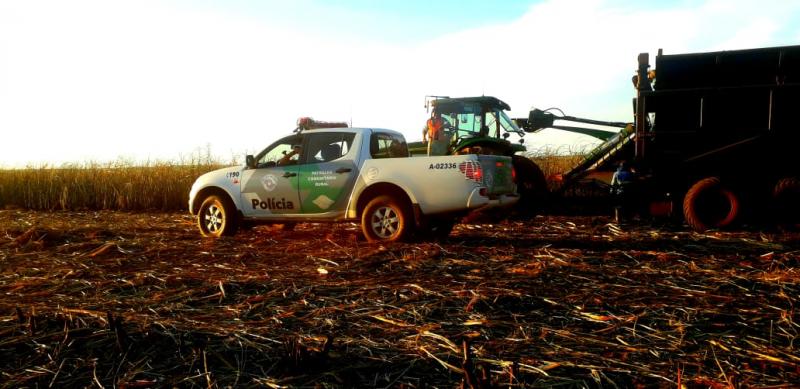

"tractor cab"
[428,96,526,155]
[407,95,548,214]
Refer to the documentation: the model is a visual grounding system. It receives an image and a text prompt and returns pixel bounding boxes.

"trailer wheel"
[683,177,739,231]
[361,195,411,243]
[512,155,548,215]
[197,195,239,237]
[774,177,800,226]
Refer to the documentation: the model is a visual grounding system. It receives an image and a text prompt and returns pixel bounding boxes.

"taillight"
[511,167,517,183]
[459,161,483,183]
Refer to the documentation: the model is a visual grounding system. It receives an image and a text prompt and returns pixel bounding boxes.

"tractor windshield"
[439,104,524,142]
[486,109,526,138]
[497,110,525,137]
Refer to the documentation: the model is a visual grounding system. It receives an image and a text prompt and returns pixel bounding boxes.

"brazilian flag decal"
[295,163,355,213]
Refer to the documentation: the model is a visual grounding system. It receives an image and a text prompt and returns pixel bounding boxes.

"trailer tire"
[683,177,739,231]
[512,155,548,215]
[773,177,800,226]
[361,195,412,243]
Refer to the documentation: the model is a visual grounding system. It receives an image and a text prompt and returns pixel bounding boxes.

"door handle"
[335,167,352,173]
[282,172,297,178]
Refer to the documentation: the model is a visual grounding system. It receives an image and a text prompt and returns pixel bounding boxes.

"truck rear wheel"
[683,177,739,231]
[361,195,411,242]
[197,195,239,237]
[774,177,800,226]
[512,155,548,215]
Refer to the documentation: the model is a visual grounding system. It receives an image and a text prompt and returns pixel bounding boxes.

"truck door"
[240,135,303,217]
[297,132,357,214]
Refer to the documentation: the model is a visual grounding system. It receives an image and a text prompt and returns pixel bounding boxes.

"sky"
[2,0,800,167]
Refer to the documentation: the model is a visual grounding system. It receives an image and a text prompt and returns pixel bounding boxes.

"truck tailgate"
[477,156,515,196]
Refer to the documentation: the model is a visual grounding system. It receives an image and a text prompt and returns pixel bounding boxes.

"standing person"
[424,112,450,156]
[610,161,636,223]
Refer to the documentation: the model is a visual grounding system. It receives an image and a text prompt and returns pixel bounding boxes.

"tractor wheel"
[361,195,412,243]
[197,195,239,237]
[683,177,739,231]
[773,177,800,226]
[512,155,548,215]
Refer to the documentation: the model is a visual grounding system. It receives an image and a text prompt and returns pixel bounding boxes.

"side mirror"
[245,154,256,169]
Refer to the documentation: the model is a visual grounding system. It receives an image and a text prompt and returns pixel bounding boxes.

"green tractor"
[407,96,548,214]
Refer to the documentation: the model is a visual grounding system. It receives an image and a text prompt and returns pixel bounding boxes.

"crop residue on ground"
[1,211,799,387]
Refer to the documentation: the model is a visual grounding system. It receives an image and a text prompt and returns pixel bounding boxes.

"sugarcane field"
[2,210,798,388]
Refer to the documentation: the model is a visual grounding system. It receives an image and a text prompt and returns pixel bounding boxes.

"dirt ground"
[1,210,799,388]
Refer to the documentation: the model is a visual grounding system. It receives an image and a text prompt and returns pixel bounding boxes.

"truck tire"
[197,195,239,237]
[512,155,548,215]
[774,177,800,226]
[361,195,411,243]
[683,177,739,231]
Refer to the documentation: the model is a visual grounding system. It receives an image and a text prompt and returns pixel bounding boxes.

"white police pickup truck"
[189,127,518,242]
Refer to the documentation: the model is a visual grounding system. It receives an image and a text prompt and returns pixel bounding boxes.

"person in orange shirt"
[423,113,450,155]
[424,114,445,143]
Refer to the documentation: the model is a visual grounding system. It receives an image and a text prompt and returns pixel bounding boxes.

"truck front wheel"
[197,195,239,237]
[683,177,739,231]
[361,195,411,242]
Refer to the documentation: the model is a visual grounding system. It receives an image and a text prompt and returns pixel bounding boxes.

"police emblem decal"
[262,174,278,192]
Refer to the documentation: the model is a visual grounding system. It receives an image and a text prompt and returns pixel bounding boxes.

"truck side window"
[371,133,408,159]
[306,132,356,163]
[256,135,303,168]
